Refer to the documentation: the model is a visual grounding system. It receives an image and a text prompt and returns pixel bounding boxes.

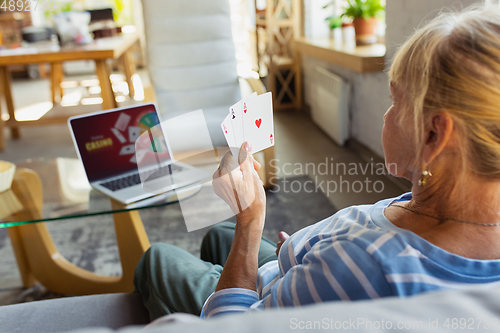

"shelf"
[264,55,295,69]
[256,19,267,27]
[273,19,294,27]
[295,37,386,73]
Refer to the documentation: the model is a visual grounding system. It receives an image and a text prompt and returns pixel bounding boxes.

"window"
[304,0,386,38]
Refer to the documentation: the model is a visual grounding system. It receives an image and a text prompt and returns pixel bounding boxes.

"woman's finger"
[238,141,253,180]
[213,168,220,181]
[218,151,238,177]
[278,231,289,242]
[276,240,284,256]
[276,232,289,256]
[219,151,230,170]
[253,158,261,171]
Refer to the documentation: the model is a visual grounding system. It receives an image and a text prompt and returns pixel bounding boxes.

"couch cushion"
[0,293,149,333]
[62,286,500,332]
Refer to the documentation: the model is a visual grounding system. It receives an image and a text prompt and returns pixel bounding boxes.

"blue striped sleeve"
[252,239,392,310]
[256,260,281,299]
[200,288,259,319]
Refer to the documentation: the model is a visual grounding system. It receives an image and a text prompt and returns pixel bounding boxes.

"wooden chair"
[141,0,275,186]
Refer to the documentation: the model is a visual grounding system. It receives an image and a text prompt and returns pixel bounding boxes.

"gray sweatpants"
[133,222,278,321]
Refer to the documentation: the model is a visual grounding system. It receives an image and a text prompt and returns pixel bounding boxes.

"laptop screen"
[70,104,171,183]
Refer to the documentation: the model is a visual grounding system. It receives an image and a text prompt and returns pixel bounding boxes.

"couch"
[1,285,500,332]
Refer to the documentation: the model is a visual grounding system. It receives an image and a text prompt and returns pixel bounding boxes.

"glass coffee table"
[0,157,204,296]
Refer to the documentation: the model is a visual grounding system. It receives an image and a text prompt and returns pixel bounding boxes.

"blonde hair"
[389,6,500,178]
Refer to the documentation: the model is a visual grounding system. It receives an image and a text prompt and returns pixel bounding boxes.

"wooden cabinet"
[255,0,303,111]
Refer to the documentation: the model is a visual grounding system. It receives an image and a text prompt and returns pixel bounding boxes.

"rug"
[0,176,336,304]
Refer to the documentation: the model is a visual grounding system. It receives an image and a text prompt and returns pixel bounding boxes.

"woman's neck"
[396,170,500,259]
[410,171,500,226]
[383,174,500,259]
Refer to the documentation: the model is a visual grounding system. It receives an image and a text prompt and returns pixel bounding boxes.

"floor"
[0,70,409,303]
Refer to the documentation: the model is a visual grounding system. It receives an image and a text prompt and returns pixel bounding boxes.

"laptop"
[68,103,210,204]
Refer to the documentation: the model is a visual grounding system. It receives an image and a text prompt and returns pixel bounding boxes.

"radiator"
[309,66,350,146]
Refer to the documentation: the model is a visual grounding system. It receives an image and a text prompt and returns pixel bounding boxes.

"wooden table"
[1,158,203,296]
[6,168,151,295]
[0,31,140,151]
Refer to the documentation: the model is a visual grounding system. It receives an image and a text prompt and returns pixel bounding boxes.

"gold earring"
[418,167,432,188]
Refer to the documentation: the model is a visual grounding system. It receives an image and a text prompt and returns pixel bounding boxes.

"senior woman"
[134,6,500,321]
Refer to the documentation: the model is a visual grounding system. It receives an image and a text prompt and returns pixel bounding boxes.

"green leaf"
[322,1,337,9]
[325,15,342,29]
[341,0,385,19]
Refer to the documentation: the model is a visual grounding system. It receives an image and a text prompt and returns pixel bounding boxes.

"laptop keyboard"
[100,164,183,192]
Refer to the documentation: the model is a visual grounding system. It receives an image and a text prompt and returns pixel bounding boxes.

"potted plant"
[323,2,342,40]
[325,16,342,40]
[342,0,384,45]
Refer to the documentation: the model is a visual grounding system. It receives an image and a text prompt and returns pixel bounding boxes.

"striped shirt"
[200,192,500,318]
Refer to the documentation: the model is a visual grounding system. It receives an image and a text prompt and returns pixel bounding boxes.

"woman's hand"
[213,142,267,292]
[213,142,266,229]
[276,231,289,256]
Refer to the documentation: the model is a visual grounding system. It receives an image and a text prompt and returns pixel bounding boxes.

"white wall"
[303,0,334,38]
[302,0,483,157]
[386,0,480,61]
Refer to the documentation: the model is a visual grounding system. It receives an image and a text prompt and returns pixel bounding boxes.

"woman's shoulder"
[286,194,413,267]
[325,192,412,232]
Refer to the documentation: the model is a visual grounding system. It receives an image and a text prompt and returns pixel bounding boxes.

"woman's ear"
[422,111,454,164]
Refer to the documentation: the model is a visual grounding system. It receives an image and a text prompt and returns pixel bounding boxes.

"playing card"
[111,127,126,144]
[242,92,274,154]
[129,126,142,143]
[119,144,135,155]
[221,114,238,157]
[114,113,131,131]
[229,92,257,148]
